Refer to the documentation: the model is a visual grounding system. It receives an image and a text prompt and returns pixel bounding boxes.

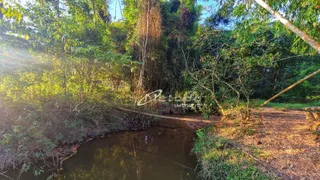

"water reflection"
[58,127,196,180]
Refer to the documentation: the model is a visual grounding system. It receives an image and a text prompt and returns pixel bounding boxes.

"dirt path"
[244,108,320,179]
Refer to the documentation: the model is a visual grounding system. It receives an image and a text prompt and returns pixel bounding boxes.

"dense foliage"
[0,0,319,178]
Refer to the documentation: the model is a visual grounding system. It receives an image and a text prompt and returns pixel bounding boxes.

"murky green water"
[7,126,197,180]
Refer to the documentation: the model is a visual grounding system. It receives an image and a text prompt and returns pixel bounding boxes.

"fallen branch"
[58,151,77,172]
[115,106,219,124]
[0,172,13,180]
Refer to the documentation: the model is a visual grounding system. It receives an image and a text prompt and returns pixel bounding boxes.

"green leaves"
[196,128,205,139]
[33,167,44,176]
[1,4,22,23]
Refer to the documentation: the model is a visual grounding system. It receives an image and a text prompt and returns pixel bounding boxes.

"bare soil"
[243,108,320,180]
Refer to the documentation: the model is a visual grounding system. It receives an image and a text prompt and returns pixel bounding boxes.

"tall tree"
[136,0,162,90]
[137,0,151,89]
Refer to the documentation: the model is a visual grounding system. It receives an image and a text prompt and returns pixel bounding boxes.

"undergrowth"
[0,57,153,177]
[193,127,272,180]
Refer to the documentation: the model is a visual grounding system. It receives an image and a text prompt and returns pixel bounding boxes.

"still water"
[8,126,197,180]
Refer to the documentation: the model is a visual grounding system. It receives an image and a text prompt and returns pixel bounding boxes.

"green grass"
[193,127,273,180]
[251,99,320,109]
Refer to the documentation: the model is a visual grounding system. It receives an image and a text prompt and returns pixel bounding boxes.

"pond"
[8,125,197,180]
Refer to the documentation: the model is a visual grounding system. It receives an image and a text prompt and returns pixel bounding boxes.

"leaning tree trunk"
[261,69,320,107]
[254,0,320,106]
[255,0,320,53]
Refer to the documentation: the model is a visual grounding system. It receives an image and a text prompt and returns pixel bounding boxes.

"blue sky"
[17,0,219,22]
[108,0,219,22]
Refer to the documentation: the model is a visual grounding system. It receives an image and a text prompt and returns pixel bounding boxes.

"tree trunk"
[0,2,3,20]
[54,0,60,18]
[137,0,150,89]
[255,0,320,53]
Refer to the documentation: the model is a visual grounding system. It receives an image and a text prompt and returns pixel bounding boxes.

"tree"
[253,0,320,105]
[210,0,320,104]
[159,0,201,91]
